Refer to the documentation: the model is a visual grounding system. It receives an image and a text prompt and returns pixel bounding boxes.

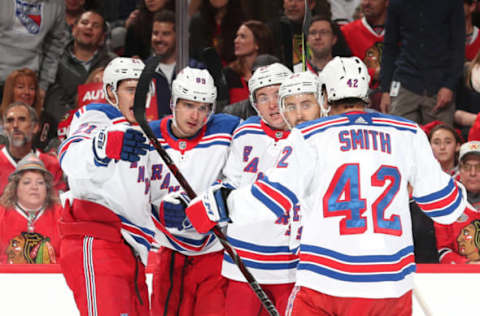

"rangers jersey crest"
[14,0,43,35]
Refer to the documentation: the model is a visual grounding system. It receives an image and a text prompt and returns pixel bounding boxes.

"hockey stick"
[413,286,433,316]
[133,56,280,316]
[201,47,230,113]
[301,0,312,71]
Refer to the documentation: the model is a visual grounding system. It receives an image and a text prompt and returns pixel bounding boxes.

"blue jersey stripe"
[297,263,416,282]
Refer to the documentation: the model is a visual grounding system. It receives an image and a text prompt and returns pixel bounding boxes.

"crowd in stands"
[2,0,480,267]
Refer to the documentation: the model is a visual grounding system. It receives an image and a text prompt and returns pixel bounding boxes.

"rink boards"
[0,264,475,315]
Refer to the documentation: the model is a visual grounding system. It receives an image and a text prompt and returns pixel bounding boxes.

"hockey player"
[185,57,469,316]
[148,67,241,316]
[218,63,296,316]
[57,57,154,316]
[279,71,329,129]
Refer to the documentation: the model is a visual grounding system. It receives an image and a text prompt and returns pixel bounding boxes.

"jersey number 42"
[323,163,402,236]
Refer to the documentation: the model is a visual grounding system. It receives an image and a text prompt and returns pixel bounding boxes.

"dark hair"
[310,14,337,34]
[230,20,274,75]
[428,123,462,144]
[74,10,108,33]
[199,0,246,63]
[153,9,175,30]
[125,0,174,59]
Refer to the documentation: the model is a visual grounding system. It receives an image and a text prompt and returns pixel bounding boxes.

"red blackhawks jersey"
[0,146,66,195]
[0,204,62,264]
[466,26,480,61]
[149,114,240,256]
[226,111,467,299]
[341,17,384,87]
[435,204,480,264]
[221,116,298,284]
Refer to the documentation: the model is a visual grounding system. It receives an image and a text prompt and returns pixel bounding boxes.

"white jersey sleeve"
[58,104,128,181]
[409,126,465,224]
[227,129,318,225]
[58,104,156,265]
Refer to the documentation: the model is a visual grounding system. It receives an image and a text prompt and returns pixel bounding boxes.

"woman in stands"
[426,122,463,178]
[0,68,42,118]
[0,154,61,264]
[224,20,274,103]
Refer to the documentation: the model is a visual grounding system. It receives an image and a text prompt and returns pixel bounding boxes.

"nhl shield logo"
[179,141,187,150]
[275,131,284,139]
[15,0,43,35]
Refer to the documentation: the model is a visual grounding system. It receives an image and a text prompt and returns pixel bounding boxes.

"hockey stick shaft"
[133,57,280,316]
[302,0,312,72]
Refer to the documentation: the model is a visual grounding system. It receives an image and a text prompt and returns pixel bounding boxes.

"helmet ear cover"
[103,57,147,106]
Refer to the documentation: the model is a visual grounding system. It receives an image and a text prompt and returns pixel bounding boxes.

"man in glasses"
[435,141,480,263]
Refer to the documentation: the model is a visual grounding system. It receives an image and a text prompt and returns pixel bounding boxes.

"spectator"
[124,0,174,60]
[149,10,177,117]
[0,102,66,195]
[0,154,61,264]
[0,68,43,118]
[293,15,337,73]
[0,0,67,103]
[379,0,465,126]
[222,54,282,119]
[341,0,387,110]
[409,121,463,264]
[44,10,116,126]
[435,141,480,263]
[85,66,105,83]
[426,122,462,177]
[465,0,480,61]
[269,0,351,70]
[65,0,102,31]
[455,51,480,140]
[224,20,274,103]
[65,0,86,29]
[189,0,246,65]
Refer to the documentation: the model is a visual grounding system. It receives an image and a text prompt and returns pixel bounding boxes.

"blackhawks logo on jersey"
[456,219,480,262]
[6,232,56,264]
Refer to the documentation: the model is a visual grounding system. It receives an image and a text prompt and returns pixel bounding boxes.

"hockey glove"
[93,126,149,163]
[186,184,232,234]
[155,192,192,230]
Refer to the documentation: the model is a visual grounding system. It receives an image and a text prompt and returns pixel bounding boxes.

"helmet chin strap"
[105,85,119,107]
[319,91,331,118]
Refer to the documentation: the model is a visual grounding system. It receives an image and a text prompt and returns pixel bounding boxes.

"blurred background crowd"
[2,0,480,265]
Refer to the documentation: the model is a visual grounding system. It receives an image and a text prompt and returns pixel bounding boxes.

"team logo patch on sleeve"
[14,0,43,35]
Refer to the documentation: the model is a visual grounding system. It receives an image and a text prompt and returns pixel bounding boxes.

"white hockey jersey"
[226,111,467,298]
[150,114,240,256]
[58,103,156,265]
[221,116,299,284]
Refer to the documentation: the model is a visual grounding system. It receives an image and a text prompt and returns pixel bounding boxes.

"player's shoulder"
[73,103,124,122]
[295,115,349,139]
[366,112,419,133]
[232,116,263,139]
[297,111,419,139]
[148,117,167,139]
[205,113,241,136]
